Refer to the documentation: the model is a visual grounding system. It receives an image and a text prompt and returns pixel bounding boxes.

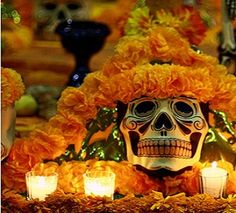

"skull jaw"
[127,155,201,171]
[125,137,204,171]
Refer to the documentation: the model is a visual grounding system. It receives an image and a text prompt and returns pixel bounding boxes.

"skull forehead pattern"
[120,96,209,171]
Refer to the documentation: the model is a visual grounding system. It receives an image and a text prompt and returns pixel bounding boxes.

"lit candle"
[200,161,228,198]
[25,171,58,201]
[83,170,115,199]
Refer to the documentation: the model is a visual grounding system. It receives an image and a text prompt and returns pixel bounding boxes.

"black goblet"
[55,19,110,87]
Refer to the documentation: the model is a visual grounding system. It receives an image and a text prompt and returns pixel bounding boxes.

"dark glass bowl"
[55,19,110,57]
[55,19,110,87]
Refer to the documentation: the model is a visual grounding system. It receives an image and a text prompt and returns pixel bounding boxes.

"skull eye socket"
[134,101,157,117]
[173,101,194,117]
[43,3,57,10]
[67,3,82,10]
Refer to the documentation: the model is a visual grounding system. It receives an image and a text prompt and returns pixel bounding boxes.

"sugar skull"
[120,96,209,171]
[34,0,90,40]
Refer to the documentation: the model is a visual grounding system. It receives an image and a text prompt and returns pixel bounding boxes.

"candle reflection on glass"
[199,161,228,198]
[25,171,58,201]
[83,170,115,199]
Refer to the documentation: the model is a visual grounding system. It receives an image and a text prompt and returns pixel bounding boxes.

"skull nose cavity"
[58,11,66,20]
[154,112,173,130]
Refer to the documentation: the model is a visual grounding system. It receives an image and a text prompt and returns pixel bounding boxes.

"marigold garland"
[1,67,25,110]
[76,26,236,120]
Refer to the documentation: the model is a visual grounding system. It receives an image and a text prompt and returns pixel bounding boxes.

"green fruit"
[15,95,38,116]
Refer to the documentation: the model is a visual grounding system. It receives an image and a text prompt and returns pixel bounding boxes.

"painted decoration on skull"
[120,97,209,171]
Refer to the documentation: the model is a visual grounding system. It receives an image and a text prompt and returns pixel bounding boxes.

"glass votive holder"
[83,170,116,200]
[199,166,228,198]
[25,171,58,201]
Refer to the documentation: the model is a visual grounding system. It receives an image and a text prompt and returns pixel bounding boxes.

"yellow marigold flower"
[125,6,153,36]
[155,9,182,28]
[1,67,25,110]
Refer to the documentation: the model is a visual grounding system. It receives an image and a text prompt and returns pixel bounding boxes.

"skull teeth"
[137,139,192,158]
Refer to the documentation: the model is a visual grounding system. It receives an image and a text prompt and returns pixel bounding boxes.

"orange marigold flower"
[80,71,108,94]
[155,6,207,45]
[116,35,151,64]
[80,71,115,108]
[49,114,87,152]
[149,31,170,61]
[57,87,97,121]
[179,165,201,196]
[209,74,236,120]
[56,161,87,193]
[150,26,195,65]
[28,128,67,160]
[172,6,207,45]
[101,70,137,104]
[103,55,135,77]
[1,67,25,110]
[32,161,87,193]
[1,138,42,191]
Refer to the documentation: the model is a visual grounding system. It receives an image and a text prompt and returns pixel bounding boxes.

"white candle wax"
[26,171,58,201]
[83,170,115,199]
[200,162,228,198]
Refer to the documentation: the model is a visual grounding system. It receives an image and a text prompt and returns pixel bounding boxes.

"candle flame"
[211,161,217,168]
